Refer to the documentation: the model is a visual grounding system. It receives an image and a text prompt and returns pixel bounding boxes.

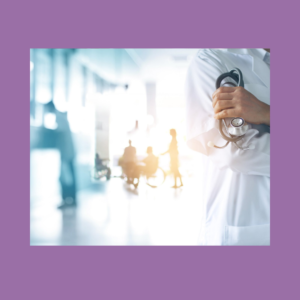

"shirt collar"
[226,49,270,88]
[226,48,269,61]
[250,49,270,62]
[226,48,251,55]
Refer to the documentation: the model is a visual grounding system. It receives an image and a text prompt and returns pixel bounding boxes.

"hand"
[212,86,270,126]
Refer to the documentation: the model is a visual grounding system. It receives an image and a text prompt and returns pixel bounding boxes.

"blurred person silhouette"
[122,140,137,183]
[94,153,111,180]
[161,129,183,188]
[44,100,77,208]
[95,153,104,171]
[56,110,77,209]
[129,146,159,188]
[142,146,158,177]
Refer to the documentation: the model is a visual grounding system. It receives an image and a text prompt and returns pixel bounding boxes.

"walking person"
[161,129,183,188]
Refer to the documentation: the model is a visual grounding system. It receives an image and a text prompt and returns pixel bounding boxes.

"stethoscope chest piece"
[228,117,250,137]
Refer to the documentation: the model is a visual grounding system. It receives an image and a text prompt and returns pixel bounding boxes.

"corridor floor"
[30,176,204,246]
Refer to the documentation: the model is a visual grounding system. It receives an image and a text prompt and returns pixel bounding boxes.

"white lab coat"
[185,49,270,245]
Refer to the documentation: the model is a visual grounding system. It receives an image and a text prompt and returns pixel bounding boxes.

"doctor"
[185,49,270,245]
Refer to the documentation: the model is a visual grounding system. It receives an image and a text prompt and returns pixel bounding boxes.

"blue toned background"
[1,0,299,299]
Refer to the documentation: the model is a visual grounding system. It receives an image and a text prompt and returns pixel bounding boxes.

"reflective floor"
[30,176,204,246]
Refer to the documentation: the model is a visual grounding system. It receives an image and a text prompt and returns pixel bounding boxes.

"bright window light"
[44,113,57,130]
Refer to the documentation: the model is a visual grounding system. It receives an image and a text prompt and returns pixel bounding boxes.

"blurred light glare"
[68,106,94,134]
[30,61,34,71]
[53,100,68,113]
[53,88,68,112]
[44,113,57,130]
[68,107,82,133]
[36,88,52,104]
[115,86,126,93]
[85,92,102,107]
[147,114,154,126]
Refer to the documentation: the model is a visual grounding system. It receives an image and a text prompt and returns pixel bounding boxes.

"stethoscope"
[208,68,254,150]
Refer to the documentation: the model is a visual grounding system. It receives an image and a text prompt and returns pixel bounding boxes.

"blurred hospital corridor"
[30,48,204,246]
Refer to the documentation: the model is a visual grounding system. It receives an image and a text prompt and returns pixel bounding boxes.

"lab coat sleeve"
[185,49,270,177]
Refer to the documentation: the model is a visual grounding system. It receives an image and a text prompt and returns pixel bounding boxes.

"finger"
[212,86,236,98]
[214,100,235,114]
[212,93,234,107]
[214,108,239,120]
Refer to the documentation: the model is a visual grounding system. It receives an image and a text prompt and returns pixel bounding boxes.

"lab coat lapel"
[252,55,270,88]
[226,49,270,88]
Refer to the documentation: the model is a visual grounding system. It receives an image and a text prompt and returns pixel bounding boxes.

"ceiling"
[76,48,199,84]
[125,49,198,82]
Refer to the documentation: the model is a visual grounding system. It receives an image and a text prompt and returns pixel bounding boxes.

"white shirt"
[185,49,270,245]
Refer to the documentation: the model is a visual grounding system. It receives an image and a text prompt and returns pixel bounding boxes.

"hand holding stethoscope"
[208,68,270,150]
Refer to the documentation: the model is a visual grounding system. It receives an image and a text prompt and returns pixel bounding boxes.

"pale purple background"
[1,0,298,299]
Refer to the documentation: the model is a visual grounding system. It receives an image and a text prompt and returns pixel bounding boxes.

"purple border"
[1,1,298,299]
